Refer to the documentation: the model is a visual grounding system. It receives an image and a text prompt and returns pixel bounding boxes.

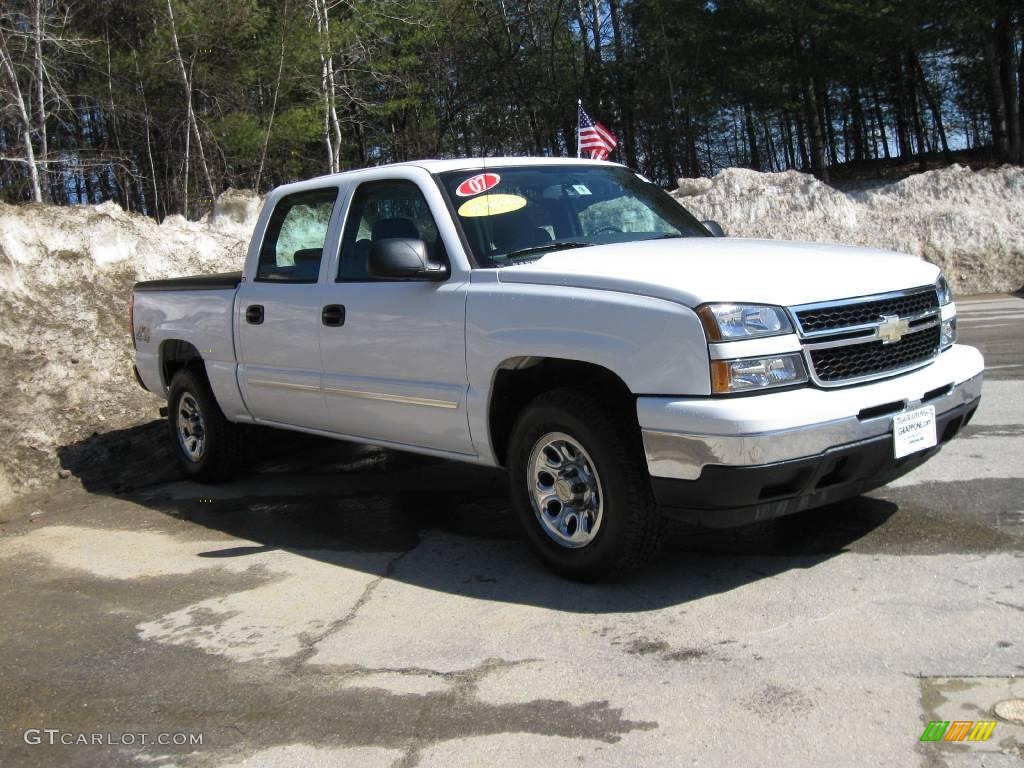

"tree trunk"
[744,105,761,170]
[803,76,829,181]
[1019,24,1024,163]
[132,48,161,219]
[983,27,1010,160]
[0,40,42,202]
[166,0,215,208]
[607,0,636,167]
[911,50,952,163]
[891,59,908,158]
[849,83,867,162]
[660,34,683,178]
[660,122,677,185]
[105,29,130,209]
[762,118,777,171]
[33,0,50,202]
[312,0,342,173]
[906,51,928,168]
[781,113,796,169]
[573,0,591,105]
[871,80,891,159]
[182,90,190,217]
[256,0,288,192]
[793,105,810,170]
[820,81,839,167]
[995,13,1020,163]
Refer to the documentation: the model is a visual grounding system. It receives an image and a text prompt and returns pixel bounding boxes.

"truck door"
[236,187,339,428]
[318,177,473,455]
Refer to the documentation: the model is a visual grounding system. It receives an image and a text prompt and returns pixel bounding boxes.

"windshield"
[437,164,709,268]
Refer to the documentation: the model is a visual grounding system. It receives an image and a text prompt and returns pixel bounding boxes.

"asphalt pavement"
[1,295,1021,768]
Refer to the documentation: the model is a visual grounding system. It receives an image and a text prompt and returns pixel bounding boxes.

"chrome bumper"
[639,345,984,481]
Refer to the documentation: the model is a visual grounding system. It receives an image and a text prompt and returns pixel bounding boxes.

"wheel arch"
[159,339,207,390]
[487,356,637,467]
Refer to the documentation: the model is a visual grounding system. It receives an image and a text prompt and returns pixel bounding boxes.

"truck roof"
[310,156,620,180]
[264,156,626,207]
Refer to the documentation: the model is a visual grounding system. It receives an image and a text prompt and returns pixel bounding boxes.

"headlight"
[697,303,792,340]
[711,354,808,393]
[936,275,956,349]
[940,317,957,349]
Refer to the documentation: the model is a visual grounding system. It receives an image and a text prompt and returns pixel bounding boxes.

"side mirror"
[702,220,726,237]
[368,238,448,281]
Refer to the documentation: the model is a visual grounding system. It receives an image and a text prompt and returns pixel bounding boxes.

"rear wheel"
[167,368,243,481]
[507,387,662,581]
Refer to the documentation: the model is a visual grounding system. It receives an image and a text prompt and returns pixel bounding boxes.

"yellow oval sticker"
[457,193,527,218]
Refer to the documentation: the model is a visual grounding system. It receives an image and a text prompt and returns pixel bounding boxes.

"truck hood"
[496,237,940,307]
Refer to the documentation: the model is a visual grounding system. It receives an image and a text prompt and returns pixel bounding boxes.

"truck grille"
[809,326,940,382]
[795,289,938,334]
[791,287,942,386]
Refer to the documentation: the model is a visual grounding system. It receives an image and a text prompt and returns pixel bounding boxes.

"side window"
[256,188,338,283]
[337,180,446,281]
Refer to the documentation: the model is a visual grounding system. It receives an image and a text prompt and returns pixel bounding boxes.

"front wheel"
[507,388,662,581]
[167,368,243,481]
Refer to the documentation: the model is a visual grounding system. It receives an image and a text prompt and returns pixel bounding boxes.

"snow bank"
[0,191,261,497]
[672,164,1024,295]
[1,165,1021,499]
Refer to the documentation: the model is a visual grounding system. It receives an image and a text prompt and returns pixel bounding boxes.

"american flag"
[578,103,617,161]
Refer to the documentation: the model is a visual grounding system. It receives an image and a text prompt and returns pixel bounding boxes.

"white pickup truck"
[131,157,983,580]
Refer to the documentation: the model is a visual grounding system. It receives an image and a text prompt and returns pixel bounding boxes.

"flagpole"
[576,99,582,158]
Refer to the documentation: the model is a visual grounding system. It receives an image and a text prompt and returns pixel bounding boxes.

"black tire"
[507,387,662,581]
[166,368,243,481]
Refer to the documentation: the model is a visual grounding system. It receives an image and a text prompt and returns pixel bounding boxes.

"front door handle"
[245,305,264,324]
[321,304,346,327]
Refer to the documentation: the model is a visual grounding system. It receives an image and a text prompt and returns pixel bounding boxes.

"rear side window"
[256,188,338,282]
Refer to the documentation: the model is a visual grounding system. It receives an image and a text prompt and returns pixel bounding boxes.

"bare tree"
[0,28,42,202]
[312,0,342,173]
[166,0,215,212]
[33,0,48,198]
[132,48,160,218]
[256,0,289,191]
[1,0,81,202]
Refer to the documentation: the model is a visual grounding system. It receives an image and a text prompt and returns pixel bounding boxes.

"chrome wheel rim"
[527,431,604,549]
[176,393,206,462]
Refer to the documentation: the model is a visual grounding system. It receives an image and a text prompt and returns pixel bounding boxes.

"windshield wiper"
[503,240,593,263]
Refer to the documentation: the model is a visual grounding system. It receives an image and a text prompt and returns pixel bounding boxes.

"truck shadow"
[57,420,898,613]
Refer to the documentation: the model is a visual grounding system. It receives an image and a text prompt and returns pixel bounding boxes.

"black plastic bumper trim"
[653,396,979,528]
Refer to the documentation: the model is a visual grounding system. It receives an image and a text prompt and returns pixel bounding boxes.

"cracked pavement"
[0,296,1022,767]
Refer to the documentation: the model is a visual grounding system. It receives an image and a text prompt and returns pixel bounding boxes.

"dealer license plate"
[892,405,937,459]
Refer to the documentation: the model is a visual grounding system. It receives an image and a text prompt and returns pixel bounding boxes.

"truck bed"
[134,271,243,293]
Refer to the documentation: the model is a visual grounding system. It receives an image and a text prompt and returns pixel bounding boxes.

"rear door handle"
[245,305,264,324]
[322,304,346,327]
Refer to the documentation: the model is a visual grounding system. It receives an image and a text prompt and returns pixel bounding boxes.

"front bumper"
[638,344,984,527]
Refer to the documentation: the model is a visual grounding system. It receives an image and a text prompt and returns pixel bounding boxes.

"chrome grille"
[791,287,941,386]
[795,289,938,334]
[809,326,940,382]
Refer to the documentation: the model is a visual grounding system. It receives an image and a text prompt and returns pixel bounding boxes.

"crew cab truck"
[131,158,984,580]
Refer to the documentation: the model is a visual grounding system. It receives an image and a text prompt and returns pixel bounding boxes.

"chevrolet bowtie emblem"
[877,314,910,344]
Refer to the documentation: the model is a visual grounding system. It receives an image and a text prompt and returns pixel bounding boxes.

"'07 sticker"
[456,173,501,197]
